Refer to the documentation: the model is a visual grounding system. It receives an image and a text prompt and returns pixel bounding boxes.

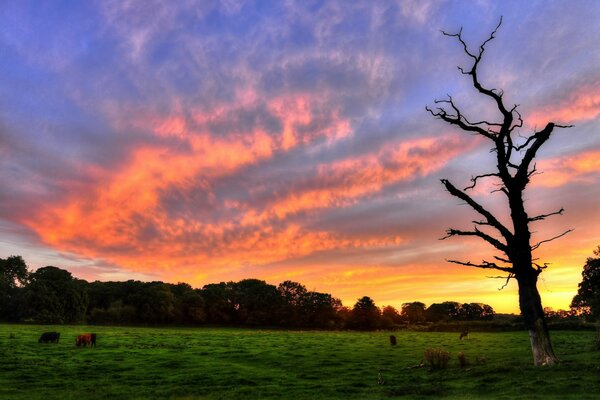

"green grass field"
[0,325,598,399]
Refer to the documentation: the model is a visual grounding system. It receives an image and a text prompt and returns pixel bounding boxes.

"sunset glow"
[1,1,600,313]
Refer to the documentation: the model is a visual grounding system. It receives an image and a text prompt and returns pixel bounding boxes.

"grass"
[0,325,599,399]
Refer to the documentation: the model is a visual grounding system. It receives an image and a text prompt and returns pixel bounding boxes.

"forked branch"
[441,179,513,241]
[441,228,508,253]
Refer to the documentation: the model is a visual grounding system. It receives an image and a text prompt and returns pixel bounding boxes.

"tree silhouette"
[401,301,426,324]
[0,256,29,321]
[427,18,572,365]
[571,246,600,320]
[350,296,381,330]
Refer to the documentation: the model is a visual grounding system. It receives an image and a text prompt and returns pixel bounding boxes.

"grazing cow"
[90,333,97,347]
[459,328,469,340]
[389,335,397,346]
[39,332,60,343]
[76,333,92,347]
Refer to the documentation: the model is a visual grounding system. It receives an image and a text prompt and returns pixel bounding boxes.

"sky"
[1,0,599,313]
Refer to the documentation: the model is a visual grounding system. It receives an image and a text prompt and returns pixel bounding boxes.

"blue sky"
[1,0,599,312]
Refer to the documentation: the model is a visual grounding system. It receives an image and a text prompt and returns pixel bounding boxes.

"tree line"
[1,254,597,329]
[1,255,495,329]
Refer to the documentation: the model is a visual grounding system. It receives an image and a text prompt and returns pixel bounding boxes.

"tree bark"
[517,272,559,365]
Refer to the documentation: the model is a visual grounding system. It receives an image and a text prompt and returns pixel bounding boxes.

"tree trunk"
[517,274,559,365]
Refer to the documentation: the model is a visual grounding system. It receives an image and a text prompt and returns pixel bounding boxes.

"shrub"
[424,348,450,370]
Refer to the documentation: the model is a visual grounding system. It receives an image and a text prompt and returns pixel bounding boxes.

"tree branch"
[531,229,574,251]
[464,172,500,191]
[425,98,495,140]
[441,228,508,253]
[529,208,564,222]
[441,179,513,241]
[486,273,515,290]
[447,259,514,273]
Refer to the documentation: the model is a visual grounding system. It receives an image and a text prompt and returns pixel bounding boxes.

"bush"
[424,348,450,370]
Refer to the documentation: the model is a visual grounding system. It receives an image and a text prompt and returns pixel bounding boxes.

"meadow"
[0,325,598,399]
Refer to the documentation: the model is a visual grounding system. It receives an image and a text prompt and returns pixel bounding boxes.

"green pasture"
[0,325,598,399]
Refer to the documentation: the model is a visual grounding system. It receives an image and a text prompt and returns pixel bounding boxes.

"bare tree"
[427,18,572,366]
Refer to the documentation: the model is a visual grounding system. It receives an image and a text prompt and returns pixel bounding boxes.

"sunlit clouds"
[1,1,600,313]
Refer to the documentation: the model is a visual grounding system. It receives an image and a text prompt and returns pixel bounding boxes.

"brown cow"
[76,334,92,347]
[459,328,469,340]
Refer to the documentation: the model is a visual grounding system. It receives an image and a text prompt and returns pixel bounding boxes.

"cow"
[389,335,397,346]
[459,328,470,340]
[76,333,92,347]
[39,332,60,343]
[76,333,97,347]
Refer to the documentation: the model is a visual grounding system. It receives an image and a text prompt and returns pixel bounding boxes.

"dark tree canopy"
[0,255,29,321]
[401,302,426,324]
[0,256,513,329]
[571,246,600,320]
[349,296,381,330]
[426,302,461,322]
[24,266,89,324]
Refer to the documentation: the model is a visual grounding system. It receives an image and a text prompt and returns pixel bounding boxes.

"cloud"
[534,149,600,188]
[1,1,599,313]
[527,78,600,127]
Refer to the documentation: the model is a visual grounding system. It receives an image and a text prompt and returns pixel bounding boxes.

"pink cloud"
[528,80,600,127]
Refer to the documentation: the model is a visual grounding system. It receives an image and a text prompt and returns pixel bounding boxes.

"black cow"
[389,335,397,346]
[91,333,97,347]
[39,332,60,343]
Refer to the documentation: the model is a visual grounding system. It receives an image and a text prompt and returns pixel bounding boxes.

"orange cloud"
[19,91,364,278]
[534,149,600,187]
[242,134,473,225]
[528,81,600,126]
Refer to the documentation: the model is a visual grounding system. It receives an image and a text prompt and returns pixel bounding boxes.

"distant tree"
[301,291,343,329]
[349,296,381,330]
[171,283,206,324]
[459,303,495,321]
[426,302,461,322]
[381,305,402,328]
[427,18,571,365]
[401,302,426,324]
[233,279,282,326]
[571,246,600,320]
[0,255,29,321]
[135,282,176,323]
[277,281,308,326]
[544,307,576,321]
[202,282,237,324]
[23,266,88,323]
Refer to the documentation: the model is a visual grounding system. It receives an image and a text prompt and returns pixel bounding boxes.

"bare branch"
[426,97,495,139]
[441,26,477,60]
[441,227,508,253]
[486,273,515,290]
[464,172,500,191]
[493,255,512,264]
[447,259,514,273]
[531,229,574,251]
[529,208,564,222]
[478,17,503,58]
[516,123,562,185]
[441,179,513,241]
[532,262,550,275]
[509,107,523,133]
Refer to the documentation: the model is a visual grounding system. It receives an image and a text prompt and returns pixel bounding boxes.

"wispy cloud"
[1,0,599,312]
